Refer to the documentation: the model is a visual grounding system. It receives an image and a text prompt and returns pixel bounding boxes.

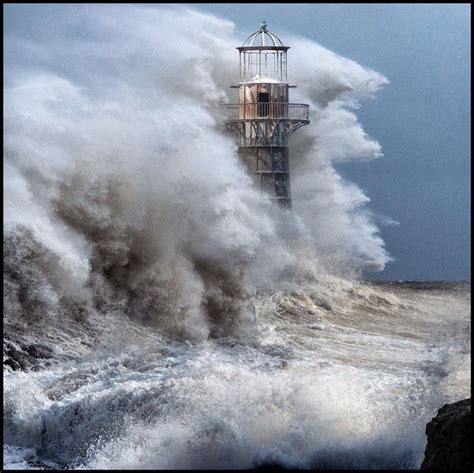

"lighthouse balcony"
[222,102,309,122]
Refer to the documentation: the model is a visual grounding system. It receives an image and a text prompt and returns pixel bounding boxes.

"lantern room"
[238,21,289,84]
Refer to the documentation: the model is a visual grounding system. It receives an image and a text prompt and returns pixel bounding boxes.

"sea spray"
[3,5,470,470]
[4,5,391,341]
[4,281,470,469]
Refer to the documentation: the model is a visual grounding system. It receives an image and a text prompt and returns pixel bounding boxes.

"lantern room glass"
[239,48,288,83]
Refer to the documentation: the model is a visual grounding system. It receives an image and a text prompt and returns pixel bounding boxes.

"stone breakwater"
[421,398,471,470]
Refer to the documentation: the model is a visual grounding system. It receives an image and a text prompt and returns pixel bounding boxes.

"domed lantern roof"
[241,21,285,48]
[237,22,289,83]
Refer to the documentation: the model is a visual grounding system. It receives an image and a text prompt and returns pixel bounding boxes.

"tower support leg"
[238,145,291,208]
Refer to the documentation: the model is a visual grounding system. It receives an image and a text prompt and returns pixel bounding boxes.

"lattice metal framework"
[224,22,310,208]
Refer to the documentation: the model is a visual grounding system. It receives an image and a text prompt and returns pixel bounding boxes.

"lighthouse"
[225,22,310,209]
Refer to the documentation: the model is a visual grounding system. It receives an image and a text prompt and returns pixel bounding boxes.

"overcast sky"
[4,3,470,281]
[194,3,471,281]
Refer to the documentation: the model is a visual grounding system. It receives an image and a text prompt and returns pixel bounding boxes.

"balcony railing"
[223,102,309,121]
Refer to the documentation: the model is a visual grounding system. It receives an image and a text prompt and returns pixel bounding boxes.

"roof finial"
[259,20,267,30]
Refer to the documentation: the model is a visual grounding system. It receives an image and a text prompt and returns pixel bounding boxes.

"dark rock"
[4,357,22,371]
[4,343,31,370]
[420,398,471,470]
[23,343,54,359]
[4,340,55,371]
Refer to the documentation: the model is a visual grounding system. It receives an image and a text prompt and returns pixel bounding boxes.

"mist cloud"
[4,5,391,340]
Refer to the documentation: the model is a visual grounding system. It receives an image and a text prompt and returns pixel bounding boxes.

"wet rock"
[3,343,31,370]
[420,398,471,470]
[3,340,54,371]
[23,343,54,359]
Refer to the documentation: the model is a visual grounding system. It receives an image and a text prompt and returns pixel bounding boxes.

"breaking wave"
[4,5,391,340]
[3,5,470,470]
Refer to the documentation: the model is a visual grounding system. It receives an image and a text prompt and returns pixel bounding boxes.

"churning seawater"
[4,280,470,470]
[4,5,470,470]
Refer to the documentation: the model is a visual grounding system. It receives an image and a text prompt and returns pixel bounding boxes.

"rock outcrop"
[421,398,471,470]
[3,340,54,371]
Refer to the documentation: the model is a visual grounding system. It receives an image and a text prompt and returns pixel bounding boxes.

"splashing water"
[3,5,470,470]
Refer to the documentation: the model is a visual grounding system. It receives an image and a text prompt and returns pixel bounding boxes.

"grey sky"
[196,3,471,281]
[4,4,471,281]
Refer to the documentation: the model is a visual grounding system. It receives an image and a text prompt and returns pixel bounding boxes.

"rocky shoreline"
[420,398,471,470]
[3,340,54,372]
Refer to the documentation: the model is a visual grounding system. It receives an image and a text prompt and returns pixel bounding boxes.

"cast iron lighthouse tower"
[225,22,310,209]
